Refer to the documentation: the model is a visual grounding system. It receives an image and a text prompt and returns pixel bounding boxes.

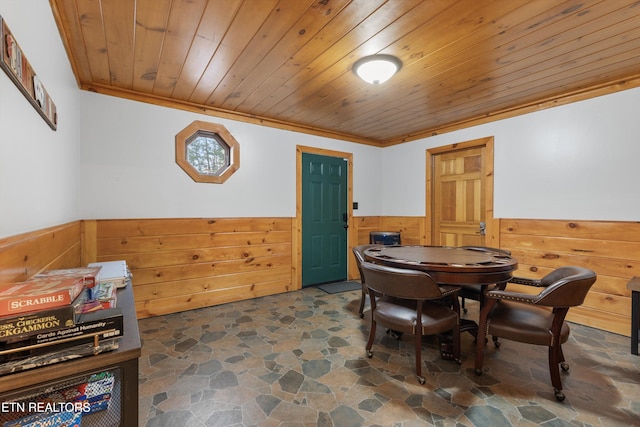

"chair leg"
[559,345,570,372]
[366,318,377,358]
[415,333,425,384]
[548,344,565,401]
[461,297,467,313]
[452,324,461,364]
[358,290,366,318]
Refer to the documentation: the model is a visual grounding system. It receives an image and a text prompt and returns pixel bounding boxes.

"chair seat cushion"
[375,297,458,335]
[487,301,570,346]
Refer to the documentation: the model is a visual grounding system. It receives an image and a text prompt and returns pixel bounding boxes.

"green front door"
[301,153,348,286]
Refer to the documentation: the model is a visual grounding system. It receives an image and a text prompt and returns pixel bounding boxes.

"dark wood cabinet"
[0,286,141,426]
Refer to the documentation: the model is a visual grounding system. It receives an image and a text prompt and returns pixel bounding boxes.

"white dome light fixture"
[353,54,402,85]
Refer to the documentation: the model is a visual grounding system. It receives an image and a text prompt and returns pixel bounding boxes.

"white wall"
[2,0,640,241]
[82,85,640,223]
[0,1,81,238]
[77,92,383,219]
[381,87,640,221]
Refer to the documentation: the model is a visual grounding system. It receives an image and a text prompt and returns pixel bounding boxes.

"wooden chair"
[352,244,379,318]
[474,266,597,401]
[458,246,512,313]
[359,261,461,384]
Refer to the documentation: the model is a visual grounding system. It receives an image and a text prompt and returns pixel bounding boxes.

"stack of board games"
[32,267,102,290]
[72,281,117,314]
[0,267,123,375]
[0,338,120,376]
[0,308,123,361]
[0,276,86,318]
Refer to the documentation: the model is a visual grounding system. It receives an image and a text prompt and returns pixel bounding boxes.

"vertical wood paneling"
[208,0,316,108]
[170,0,242,99]
[131,0,172,94]
[189,0,280,104]
[151,0,208,97]
[234,0,359,112]
[73,0,111,85]
[101,0,136,88]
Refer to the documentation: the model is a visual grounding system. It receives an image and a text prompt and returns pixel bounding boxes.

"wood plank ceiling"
[50,0,640,146]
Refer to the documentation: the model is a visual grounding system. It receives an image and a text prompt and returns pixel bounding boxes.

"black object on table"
[369,231,401,245]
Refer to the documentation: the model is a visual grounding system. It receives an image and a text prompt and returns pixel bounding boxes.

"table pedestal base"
[388,319,477,360]
[460,318,478,338]
[438,319,477,360]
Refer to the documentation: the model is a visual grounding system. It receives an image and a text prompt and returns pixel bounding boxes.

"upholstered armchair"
[360,261,461,384]
[352,244,380,318]
[474,266,597,401]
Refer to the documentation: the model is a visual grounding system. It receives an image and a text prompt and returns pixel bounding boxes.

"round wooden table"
[363,245,518,347]
[363,245,518,286]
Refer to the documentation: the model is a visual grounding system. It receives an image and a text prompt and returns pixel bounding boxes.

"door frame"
[295,145,354,290]
[425,136,498,248]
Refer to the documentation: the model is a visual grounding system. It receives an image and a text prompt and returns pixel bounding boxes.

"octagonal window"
[176,121,239,183]
[186,132,229,176]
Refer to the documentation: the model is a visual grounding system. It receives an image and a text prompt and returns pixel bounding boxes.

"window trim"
[175,121,240,184]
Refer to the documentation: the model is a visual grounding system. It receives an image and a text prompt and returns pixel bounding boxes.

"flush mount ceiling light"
[353,54,402,84]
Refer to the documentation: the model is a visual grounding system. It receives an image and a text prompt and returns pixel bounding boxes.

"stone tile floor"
[138,287,640,426]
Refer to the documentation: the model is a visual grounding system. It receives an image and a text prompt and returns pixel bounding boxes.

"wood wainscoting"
[0,217,636,336]
[354,216,426,247]
[501,219,640,336]
[0,221,82,284]
[354,216,638,337]
[83,218,294,319]
[351,216,426,280]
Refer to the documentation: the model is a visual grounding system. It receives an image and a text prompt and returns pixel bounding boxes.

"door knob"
[478,222,486,235]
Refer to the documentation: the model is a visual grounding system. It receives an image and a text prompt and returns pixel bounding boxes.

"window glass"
[175,121,239,184]
[186,132,230,176]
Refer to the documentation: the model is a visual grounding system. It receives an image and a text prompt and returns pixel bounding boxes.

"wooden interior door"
[432,146,486,246]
